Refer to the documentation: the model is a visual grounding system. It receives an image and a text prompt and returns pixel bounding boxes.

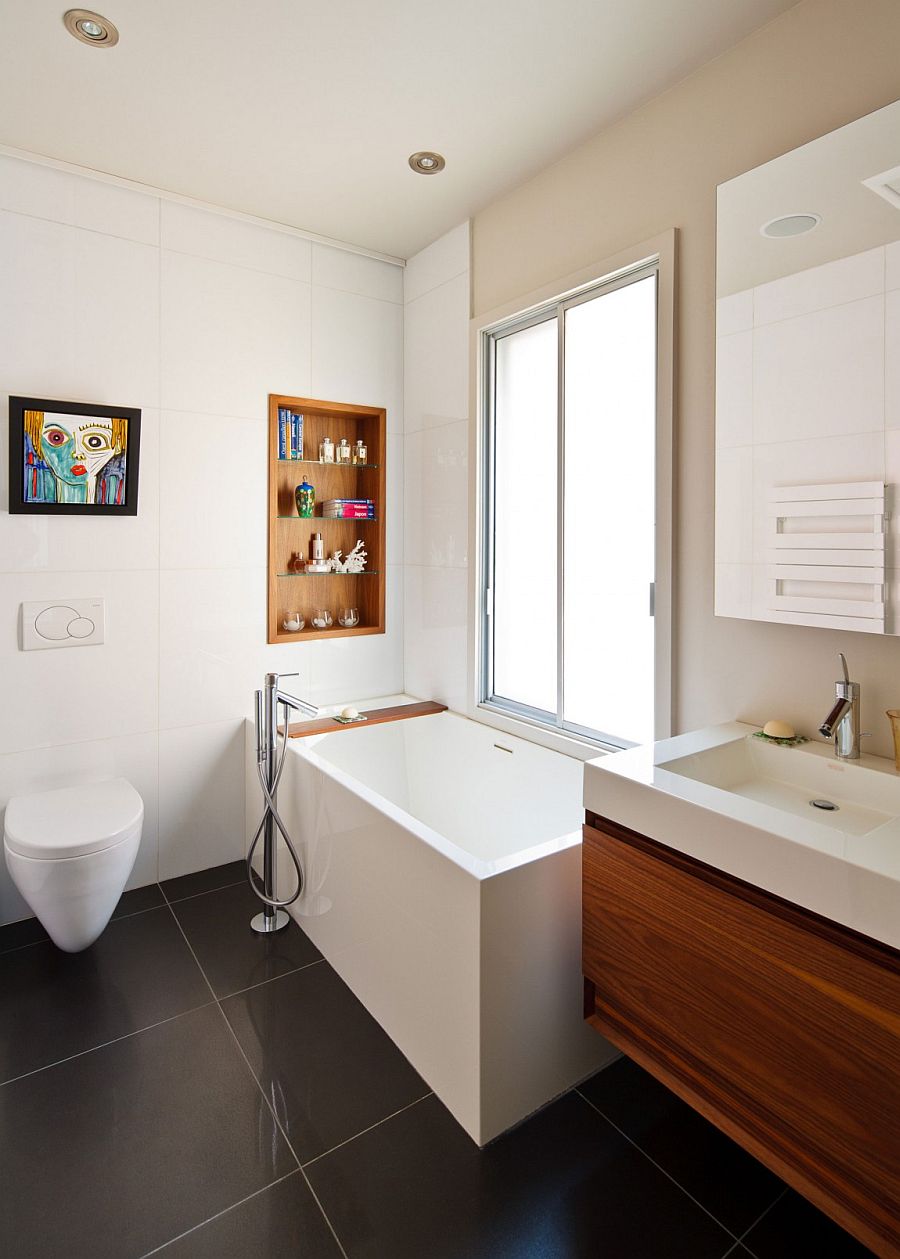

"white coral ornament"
[331,539,367,574]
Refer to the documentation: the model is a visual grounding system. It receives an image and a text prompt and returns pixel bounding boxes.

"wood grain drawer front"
[582,819,900,1259]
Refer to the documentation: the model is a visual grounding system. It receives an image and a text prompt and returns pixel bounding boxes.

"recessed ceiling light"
[63,9,119,47]
[760,213,821,239]
[408,151,446,175]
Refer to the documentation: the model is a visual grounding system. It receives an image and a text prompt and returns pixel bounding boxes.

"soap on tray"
[762,719,795,740]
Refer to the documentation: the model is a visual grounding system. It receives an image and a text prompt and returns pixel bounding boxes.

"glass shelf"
[277,459,379,468]
[277,514,377,521]
[277,570,379,577]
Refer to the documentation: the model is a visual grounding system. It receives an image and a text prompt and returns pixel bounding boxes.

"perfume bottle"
[287,551,305,573]
[319,436,335,463]
[352,438,368,465]
[337,437,352,465]
[295,478,315,518]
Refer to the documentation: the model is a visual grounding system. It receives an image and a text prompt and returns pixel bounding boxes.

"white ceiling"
[0,0,799,259]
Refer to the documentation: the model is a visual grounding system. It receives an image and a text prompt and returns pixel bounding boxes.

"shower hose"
[246,705,304,908]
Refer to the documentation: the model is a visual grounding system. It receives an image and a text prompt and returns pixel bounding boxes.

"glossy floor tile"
[0,880,166,953]
[305,1091,735,1259]
[223,961,429,1163]
[0,1005,296,1258]
[160,858,246,903]
[151,1171,343,1258]
[0,906,211,1082]
[170,880,322,997]
[742,1189,875,1257]
[579,1055,784,1234]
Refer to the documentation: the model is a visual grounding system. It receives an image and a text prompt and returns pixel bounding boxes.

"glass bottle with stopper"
[352,438,368,465]
[337,437,352,464]
[319,436,335,463]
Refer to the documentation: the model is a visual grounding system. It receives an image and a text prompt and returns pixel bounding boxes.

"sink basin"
[583,721,900,949]
[659,736,899,837]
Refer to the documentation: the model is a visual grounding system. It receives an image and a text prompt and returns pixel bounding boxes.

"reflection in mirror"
[715,99,900,635]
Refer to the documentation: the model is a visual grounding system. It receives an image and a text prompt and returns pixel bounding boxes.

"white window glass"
[492,318,558,713]
[563,275,657,744]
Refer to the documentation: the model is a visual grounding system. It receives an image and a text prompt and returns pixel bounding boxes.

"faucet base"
[250,908,290,934]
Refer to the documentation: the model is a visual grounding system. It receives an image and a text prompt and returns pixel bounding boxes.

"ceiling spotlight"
[408,151,446,175]
[760,213,821,239]
[63,9,119,47]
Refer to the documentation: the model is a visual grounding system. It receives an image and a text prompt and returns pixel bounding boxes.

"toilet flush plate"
[21,599,105,650]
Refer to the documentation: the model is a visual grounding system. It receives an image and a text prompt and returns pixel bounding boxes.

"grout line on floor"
[162,900,350,1259]
[302,1091,435,1170]
[160,876,247,907]
[138,1169,303,1257]
[219,957,325,1001]
[575,1088,743,1244]
[0,1000,217,1089]
[734,1187,788,1259]
[0,899,168,956]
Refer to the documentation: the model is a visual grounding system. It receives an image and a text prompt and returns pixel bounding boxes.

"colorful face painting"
[23,409,129,506]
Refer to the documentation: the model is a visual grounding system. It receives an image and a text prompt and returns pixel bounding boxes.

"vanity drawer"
[582,814,900,1259]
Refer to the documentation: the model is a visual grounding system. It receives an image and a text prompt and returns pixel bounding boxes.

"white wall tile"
[159,411,266,568]
[305,564,404,706]
[161,250,312,417]
[716,289,753,336]
[715,330,752,448]
[404,272,470,432]
[752,295,883,445]
[386,433,404,566]
[404,565,468,711]
[158,719,245,880]
[0,568,159,755]
[0,407,160,572]
[310,285,403,430]
[312,243,403,304]
[0,212,76,396]
[0,155,76,225]
[403,222,470,304]
[886,289,900,430]
[161,202,310,282]
[405,421,468,567]
[753,246,884,326]
[887,241,900,293]
[714,446,752,563]
[72,180,159,246]
[714,563,752,619]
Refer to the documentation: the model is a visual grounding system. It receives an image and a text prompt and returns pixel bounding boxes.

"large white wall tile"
[715,446,752,564]
[403,222,470,304]
[887,241,900,293]
[404,565,468,711]
[0,213,75,396]
[0,156,76,225]
[161,202,310,281]
[0,156,158,244]
[715,330,752,448]
[386,433,404,566]
[0,568,159,755]
[312,243,403,304]
[886,289,900,430]
[161,250,312,417]
[716,289,753,336]
[404,273,470,432]
[159,411,266,568]
[310,286,403,430]
[753,246,884,326]
[0,407,160,572]
[158,720,245,879]
[752,295,883,445]
[305,564,404,706]
[405,421,468,567]
[714,563,752,619]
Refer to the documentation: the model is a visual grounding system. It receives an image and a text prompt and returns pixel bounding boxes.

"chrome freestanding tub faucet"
[247,672,318,933]
[818,652,860,761]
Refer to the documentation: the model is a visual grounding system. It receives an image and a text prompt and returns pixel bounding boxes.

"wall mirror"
[715,98,900,634]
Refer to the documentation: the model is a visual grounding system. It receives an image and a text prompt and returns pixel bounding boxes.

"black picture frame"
[8,396,142,516]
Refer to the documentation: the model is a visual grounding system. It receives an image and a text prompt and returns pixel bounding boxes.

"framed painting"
[8,396,141,515]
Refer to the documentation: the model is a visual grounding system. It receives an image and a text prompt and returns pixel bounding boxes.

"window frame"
[472,234,674,756]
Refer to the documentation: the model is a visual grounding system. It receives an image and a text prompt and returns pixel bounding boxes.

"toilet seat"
[4,778,144,860]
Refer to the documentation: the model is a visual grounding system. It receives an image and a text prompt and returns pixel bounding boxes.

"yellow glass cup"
[886,710,900,771]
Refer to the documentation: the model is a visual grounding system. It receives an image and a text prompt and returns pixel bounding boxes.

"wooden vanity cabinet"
[582,812,900,1258]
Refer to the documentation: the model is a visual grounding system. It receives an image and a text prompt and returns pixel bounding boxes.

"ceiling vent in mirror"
[760,213,822,239]
[861,164,900,211]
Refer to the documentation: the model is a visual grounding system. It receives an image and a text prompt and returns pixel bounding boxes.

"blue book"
[278,407,288,459]
[291,412,304,459]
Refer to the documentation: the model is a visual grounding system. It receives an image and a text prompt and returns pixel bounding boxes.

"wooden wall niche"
[268,394,386,643]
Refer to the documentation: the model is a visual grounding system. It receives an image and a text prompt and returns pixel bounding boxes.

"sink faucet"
[818,652,860,760]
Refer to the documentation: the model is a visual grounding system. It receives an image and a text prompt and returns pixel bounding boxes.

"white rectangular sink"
[583,722,900,950]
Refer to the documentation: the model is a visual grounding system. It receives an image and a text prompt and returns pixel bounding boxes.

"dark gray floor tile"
[161,860,246,903]
[742,1189,875,1258]
[0,1005,296,1259]
[0,906,211,1082]
[222,962,428,1163]
[152,1171,342,1257]
[170,880,321,998]
[306,1091,734,1259]
[0,882,165,954]
[579,1056,783,1234]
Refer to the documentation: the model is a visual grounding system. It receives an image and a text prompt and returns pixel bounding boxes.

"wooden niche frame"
[267,393,386,643]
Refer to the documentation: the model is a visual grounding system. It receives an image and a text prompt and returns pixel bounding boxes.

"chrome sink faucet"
[818,652,860,760]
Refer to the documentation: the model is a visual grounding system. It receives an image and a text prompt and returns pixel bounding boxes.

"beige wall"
[472,0,900,756]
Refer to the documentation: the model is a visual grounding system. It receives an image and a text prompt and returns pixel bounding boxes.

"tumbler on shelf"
[311,608,333,629]
[887,710,900,771]
[282,612,303,632]
[295,478,315,518]
[338,607,359,628]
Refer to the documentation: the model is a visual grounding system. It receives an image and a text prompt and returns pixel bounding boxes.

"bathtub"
[244,701,616,1144]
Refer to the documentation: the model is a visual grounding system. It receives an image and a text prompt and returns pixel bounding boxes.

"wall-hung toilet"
[3,778,143,952]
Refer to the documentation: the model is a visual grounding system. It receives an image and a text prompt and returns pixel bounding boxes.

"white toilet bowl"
[3,778,143,953]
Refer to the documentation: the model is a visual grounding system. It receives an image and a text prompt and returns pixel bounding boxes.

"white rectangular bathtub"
[244,703,616,1144]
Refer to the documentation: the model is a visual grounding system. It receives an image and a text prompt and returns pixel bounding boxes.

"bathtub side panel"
[275,746,482,1142]
[478,843,618,1144]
